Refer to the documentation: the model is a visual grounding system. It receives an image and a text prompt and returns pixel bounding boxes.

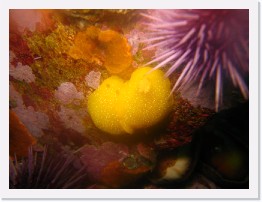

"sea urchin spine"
[10,146,89,189]
[142,10,249,111]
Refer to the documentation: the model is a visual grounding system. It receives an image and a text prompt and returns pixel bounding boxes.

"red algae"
[154,95,214,150]
[9,110,36,159]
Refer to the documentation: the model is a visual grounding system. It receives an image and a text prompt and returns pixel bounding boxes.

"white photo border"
[0,0,259,199]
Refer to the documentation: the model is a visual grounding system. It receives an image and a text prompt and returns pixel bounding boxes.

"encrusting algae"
[25,22,90,90]
[87,67,173,135]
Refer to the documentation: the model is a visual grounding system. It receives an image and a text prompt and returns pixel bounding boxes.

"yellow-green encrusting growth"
[87,67,173,135]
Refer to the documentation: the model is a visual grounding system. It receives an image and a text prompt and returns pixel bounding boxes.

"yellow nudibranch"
[87,67,173,135]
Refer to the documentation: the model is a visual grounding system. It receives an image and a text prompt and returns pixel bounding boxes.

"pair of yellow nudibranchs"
[87,67,173,135]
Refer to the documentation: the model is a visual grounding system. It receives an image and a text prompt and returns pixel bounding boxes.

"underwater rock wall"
[9,9,249,189]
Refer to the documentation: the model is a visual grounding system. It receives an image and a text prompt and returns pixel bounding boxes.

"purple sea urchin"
[142,10,249,111]
[10,146,89,189]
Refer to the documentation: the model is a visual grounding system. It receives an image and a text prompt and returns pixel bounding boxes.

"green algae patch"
[30,58,90,90]
[24,23,94,93]
[25,22,76,57]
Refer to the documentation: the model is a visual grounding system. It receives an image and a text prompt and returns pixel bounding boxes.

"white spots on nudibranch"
[85,71,101,89]
[57,106,86,134]
[10,83,50,137]
[55,82,84,105]
[10,62,36,83]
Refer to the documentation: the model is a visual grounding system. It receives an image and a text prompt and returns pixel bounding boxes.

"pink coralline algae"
[57,106,87,134]
[9,51,36,84]
[125,30,145,56]
[85,71,101,89]
[55,82,84,105]
[10,84,50,137]
[10,62,36,83]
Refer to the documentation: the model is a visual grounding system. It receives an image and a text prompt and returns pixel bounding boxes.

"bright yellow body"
[87,76,125,134]
[87,67,173,135]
